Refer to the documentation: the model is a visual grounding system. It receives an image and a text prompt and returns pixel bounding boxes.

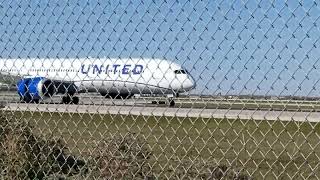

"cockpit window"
[174,69,187,74]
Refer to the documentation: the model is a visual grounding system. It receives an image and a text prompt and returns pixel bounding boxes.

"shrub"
[165,159,252,180]
[0,113,87,179]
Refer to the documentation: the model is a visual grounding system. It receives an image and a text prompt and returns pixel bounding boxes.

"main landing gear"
[20,96,40,104]
[62,95,79,104]
[167,93,179,107]
[151,94,176,107]
[168,97,175,107]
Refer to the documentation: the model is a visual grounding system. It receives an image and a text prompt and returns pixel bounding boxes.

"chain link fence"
[1,0,320,179]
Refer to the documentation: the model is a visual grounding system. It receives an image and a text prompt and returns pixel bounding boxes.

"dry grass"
[0,112,87,179]
[1,111,253,179]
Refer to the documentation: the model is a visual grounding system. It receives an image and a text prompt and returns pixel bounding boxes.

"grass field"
[9,110,320,179]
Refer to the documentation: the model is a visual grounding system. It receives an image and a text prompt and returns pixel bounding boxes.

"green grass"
[9,111,320,179]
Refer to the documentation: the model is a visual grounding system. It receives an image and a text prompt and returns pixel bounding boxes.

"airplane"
[0,58,196,106]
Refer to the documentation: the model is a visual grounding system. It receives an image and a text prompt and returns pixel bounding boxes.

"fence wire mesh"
[0,0,320,179]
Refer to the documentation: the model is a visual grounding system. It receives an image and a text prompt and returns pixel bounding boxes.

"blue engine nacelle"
[17,77,55,102]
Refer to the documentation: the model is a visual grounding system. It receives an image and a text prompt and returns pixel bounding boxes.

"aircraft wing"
[0,72,20,91]
[0,72,21,85]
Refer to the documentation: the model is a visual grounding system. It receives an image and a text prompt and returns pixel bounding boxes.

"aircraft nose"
[184,76,196,91]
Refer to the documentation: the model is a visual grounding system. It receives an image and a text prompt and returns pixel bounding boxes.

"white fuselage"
[0,58,196,95]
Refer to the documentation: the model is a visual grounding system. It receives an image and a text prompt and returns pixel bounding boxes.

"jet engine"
[17,77,55,102]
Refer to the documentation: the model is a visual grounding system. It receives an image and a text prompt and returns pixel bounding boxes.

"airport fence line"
[1,0,320,179]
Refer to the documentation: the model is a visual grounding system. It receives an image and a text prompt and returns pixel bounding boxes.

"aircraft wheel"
[33,99,40,104]
[20,96,38,103]
[62,96,72,104]
[100,92,107,98]
[72,96,80,104]
[168,98,175,107]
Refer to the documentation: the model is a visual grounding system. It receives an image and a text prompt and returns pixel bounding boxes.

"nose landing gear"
[167,94,176,107]
[168,97,175,107]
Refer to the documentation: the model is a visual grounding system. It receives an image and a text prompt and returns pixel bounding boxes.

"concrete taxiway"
[4,103,320,122]
[1,92,319,122]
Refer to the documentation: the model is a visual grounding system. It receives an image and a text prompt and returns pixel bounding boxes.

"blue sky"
[1,0,320,96]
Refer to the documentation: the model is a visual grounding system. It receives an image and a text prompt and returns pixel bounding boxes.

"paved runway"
[4,103,320,122]
[1,91,319,122]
